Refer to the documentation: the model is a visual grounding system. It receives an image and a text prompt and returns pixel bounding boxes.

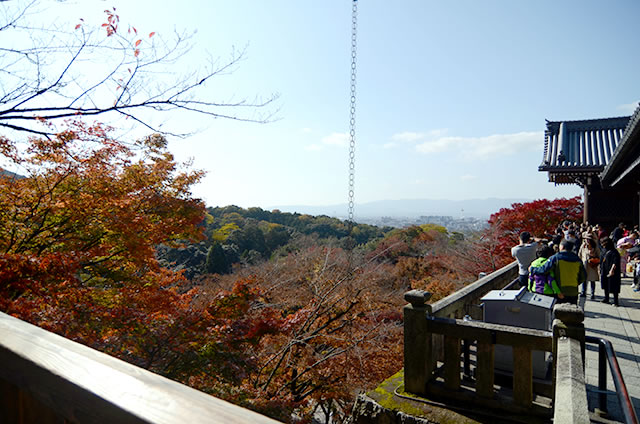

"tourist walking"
[600,237,621,306]
[579,237,600,299]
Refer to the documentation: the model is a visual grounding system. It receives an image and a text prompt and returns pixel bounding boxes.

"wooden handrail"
[403,262,519,400]
[425,317,552,351]
[424,316,552,410]
[554,337,589,423]
[402,268,593,420]
[431,261,518,318]
[0,312,280,424]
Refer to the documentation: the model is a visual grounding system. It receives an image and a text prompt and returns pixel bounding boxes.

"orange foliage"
[0,122,206,374]
[197,245,405,421]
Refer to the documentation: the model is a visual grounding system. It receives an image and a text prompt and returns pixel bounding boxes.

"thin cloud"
[383,142,397,149]
[617,102,640,114]
[415,131,542,160]
[391,129,448,143]
[460,174,477,181]
[306,132,349,152]
[305,144,322,151]
[321,132,349,147]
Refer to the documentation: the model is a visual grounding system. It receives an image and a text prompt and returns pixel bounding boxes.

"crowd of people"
[511,221,640,307]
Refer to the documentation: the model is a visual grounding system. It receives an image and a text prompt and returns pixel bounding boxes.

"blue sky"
[10,1,640,210]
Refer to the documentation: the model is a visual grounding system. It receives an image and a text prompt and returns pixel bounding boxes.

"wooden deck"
[583,277,640,422]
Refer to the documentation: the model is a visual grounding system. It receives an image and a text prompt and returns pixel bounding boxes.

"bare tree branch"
[0,2,279,137]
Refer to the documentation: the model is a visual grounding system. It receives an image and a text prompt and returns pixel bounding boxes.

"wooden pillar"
[475,342,495,398]
[552,303,587,421]
[552,304,586,366]
[583,184,590,225]
[444,335,461,390]
[513,346,533,407]
[403,290,433,395]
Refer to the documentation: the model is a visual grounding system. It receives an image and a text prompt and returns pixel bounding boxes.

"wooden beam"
[430,262,518,318]
[425,381,552,418]
[403,302,433,395]
[425,317,552,352]
[475,342,495,399]
[0,312,280,424]
[444,335,461,391]
[512,345,533,408]
[554,337,589,423]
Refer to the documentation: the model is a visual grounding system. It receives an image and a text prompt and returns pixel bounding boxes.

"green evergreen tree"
[205,242,229,274]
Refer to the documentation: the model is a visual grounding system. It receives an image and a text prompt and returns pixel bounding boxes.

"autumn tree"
[445,224,512,276]
[0,2,277,137]
[446,197,584,275]
[0,121,207,369]
[197,244,405,423]
[487,197,583,253]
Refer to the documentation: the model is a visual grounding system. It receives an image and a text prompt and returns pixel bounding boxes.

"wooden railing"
[403,263,590,420]
[0,311,279,424]
[403,261,518,400]
[431,261,518,319]
[553,305,589,423]
[424,316,552,411]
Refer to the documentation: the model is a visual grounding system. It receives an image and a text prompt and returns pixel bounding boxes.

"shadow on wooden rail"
[0,311,279,424]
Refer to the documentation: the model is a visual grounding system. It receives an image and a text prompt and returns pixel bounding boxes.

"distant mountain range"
[0,168,24,179]
[270,198,530,220]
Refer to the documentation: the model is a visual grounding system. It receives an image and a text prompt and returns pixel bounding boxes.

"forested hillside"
[157,205,393,279]
[0,126,581,421]
[0,132,582,422]
[0,3,586,422]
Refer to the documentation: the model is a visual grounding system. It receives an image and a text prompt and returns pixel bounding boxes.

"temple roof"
[601,104,640,187]
[539,115,630,184]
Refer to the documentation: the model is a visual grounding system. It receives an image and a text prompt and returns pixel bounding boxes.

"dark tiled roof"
[539,116,630,183]
[601,103,640,186]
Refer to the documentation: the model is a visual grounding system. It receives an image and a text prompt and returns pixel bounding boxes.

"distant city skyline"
[4,0,639,210]
[269,197,534,220]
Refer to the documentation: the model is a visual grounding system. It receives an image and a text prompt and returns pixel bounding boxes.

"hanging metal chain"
[347,0,358,232]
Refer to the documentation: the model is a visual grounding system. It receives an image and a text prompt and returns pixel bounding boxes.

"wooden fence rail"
[431,262,518,319]
[403,262,590,420]
[425,317,552,409]
[0,311,280,424]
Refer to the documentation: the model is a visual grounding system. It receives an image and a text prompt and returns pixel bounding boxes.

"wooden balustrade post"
[552,303,588,423]
[513,345,533,407]
[552,303,586,375]
[403,290,433,395]
[475,342,495,398]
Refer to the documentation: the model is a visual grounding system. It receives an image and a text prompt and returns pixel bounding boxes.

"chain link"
[347,0,357,231]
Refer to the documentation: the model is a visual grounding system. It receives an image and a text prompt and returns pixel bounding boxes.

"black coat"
[600,248,621,294]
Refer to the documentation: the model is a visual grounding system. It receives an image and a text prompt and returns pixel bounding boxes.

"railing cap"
[404,290,432,307]
[553,303,584,324]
